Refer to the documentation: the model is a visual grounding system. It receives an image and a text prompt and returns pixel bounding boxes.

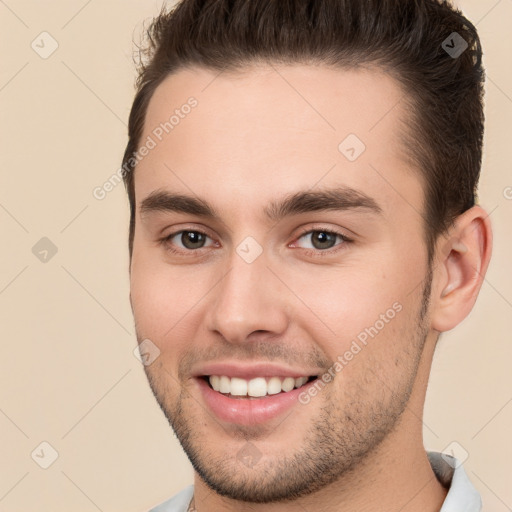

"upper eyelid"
[295,225,352,239]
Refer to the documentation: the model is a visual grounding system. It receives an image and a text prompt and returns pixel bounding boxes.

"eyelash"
[159,226,353,258]
[293,227,353,257]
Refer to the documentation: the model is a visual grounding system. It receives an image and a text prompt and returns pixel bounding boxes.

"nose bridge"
[206,247,287,343]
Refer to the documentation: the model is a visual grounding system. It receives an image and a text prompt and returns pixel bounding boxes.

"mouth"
[192,362,325,425]
[195,371,321,425]
[201,375,319,399]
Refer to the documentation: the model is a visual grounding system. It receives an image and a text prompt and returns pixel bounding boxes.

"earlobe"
[431,206,493,332]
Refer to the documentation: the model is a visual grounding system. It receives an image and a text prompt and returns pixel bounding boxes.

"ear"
[430,205,493,332]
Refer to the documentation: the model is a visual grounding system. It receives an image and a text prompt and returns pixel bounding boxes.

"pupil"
[183,231,205,249]
[313,232,335,249]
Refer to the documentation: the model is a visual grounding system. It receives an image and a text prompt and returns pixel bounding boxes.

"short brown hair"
[122,0,484,261]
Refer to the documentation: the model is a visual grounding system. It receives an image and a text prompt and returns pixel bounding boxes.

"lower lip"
[195,378,314,426]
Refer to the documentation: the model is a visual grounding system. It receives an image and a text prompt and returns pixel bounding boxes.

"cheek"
[289,267,399,331]
[287,257,422,360]
[321,302,419,406]
[130,252,201,341]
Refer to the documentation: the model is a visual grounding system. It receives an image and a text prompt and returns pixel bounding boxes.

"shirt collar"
[427,451,482,512]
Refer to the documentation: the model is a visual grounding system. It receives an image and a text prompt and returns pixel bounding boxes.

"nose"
[205,251,289,345]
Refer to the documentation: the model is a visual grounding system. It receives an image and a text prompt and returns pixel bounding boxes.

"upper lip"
[191,361,322,380]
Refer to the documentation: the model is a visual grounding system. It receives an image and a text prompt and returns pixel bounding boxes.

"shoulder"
[147,485,194,512]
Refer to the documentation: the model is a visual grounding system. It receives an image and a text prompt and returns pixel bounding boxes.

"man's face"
[130,64,434,501]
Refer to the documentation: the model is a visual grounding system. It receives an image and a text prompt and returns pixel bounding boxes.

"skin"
[129,64,492,511]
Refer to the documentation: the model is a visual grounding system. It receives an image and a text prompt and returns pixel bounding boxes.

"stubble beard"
[141,269,433,503]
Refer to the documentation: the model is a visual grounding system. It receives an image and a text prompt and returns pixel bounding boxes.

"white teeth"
[281,377,295,392]
[230,377,248,396]
[247,377,267,397]
[267,377,282,395]
[295,377,308,388]
[210,375,220,391]
[219,376,230,393]
[207,375,311,397]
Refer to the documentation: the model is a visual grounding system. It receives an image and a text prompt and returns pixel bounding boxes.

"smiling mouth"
[201,375,318,399]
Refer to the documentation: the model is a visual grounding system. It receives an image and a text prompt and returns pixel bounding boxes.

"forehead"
[134,64,423,224]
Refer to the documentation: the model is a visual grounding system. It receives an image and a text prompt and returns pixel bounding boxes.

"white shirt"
[147,451,482,511]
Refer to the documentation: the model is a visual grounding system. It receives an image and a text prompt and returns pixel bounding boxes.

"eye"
[160,229,216,254]
[293,227,352,256]
[159,226,353,258]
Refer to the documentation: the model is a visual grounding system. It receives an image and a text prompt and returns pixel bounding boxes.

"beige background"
[1,1,511,511]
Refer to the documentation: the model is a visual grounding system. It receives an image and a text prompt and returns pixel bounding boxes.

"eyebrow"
[139,186,383,223]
